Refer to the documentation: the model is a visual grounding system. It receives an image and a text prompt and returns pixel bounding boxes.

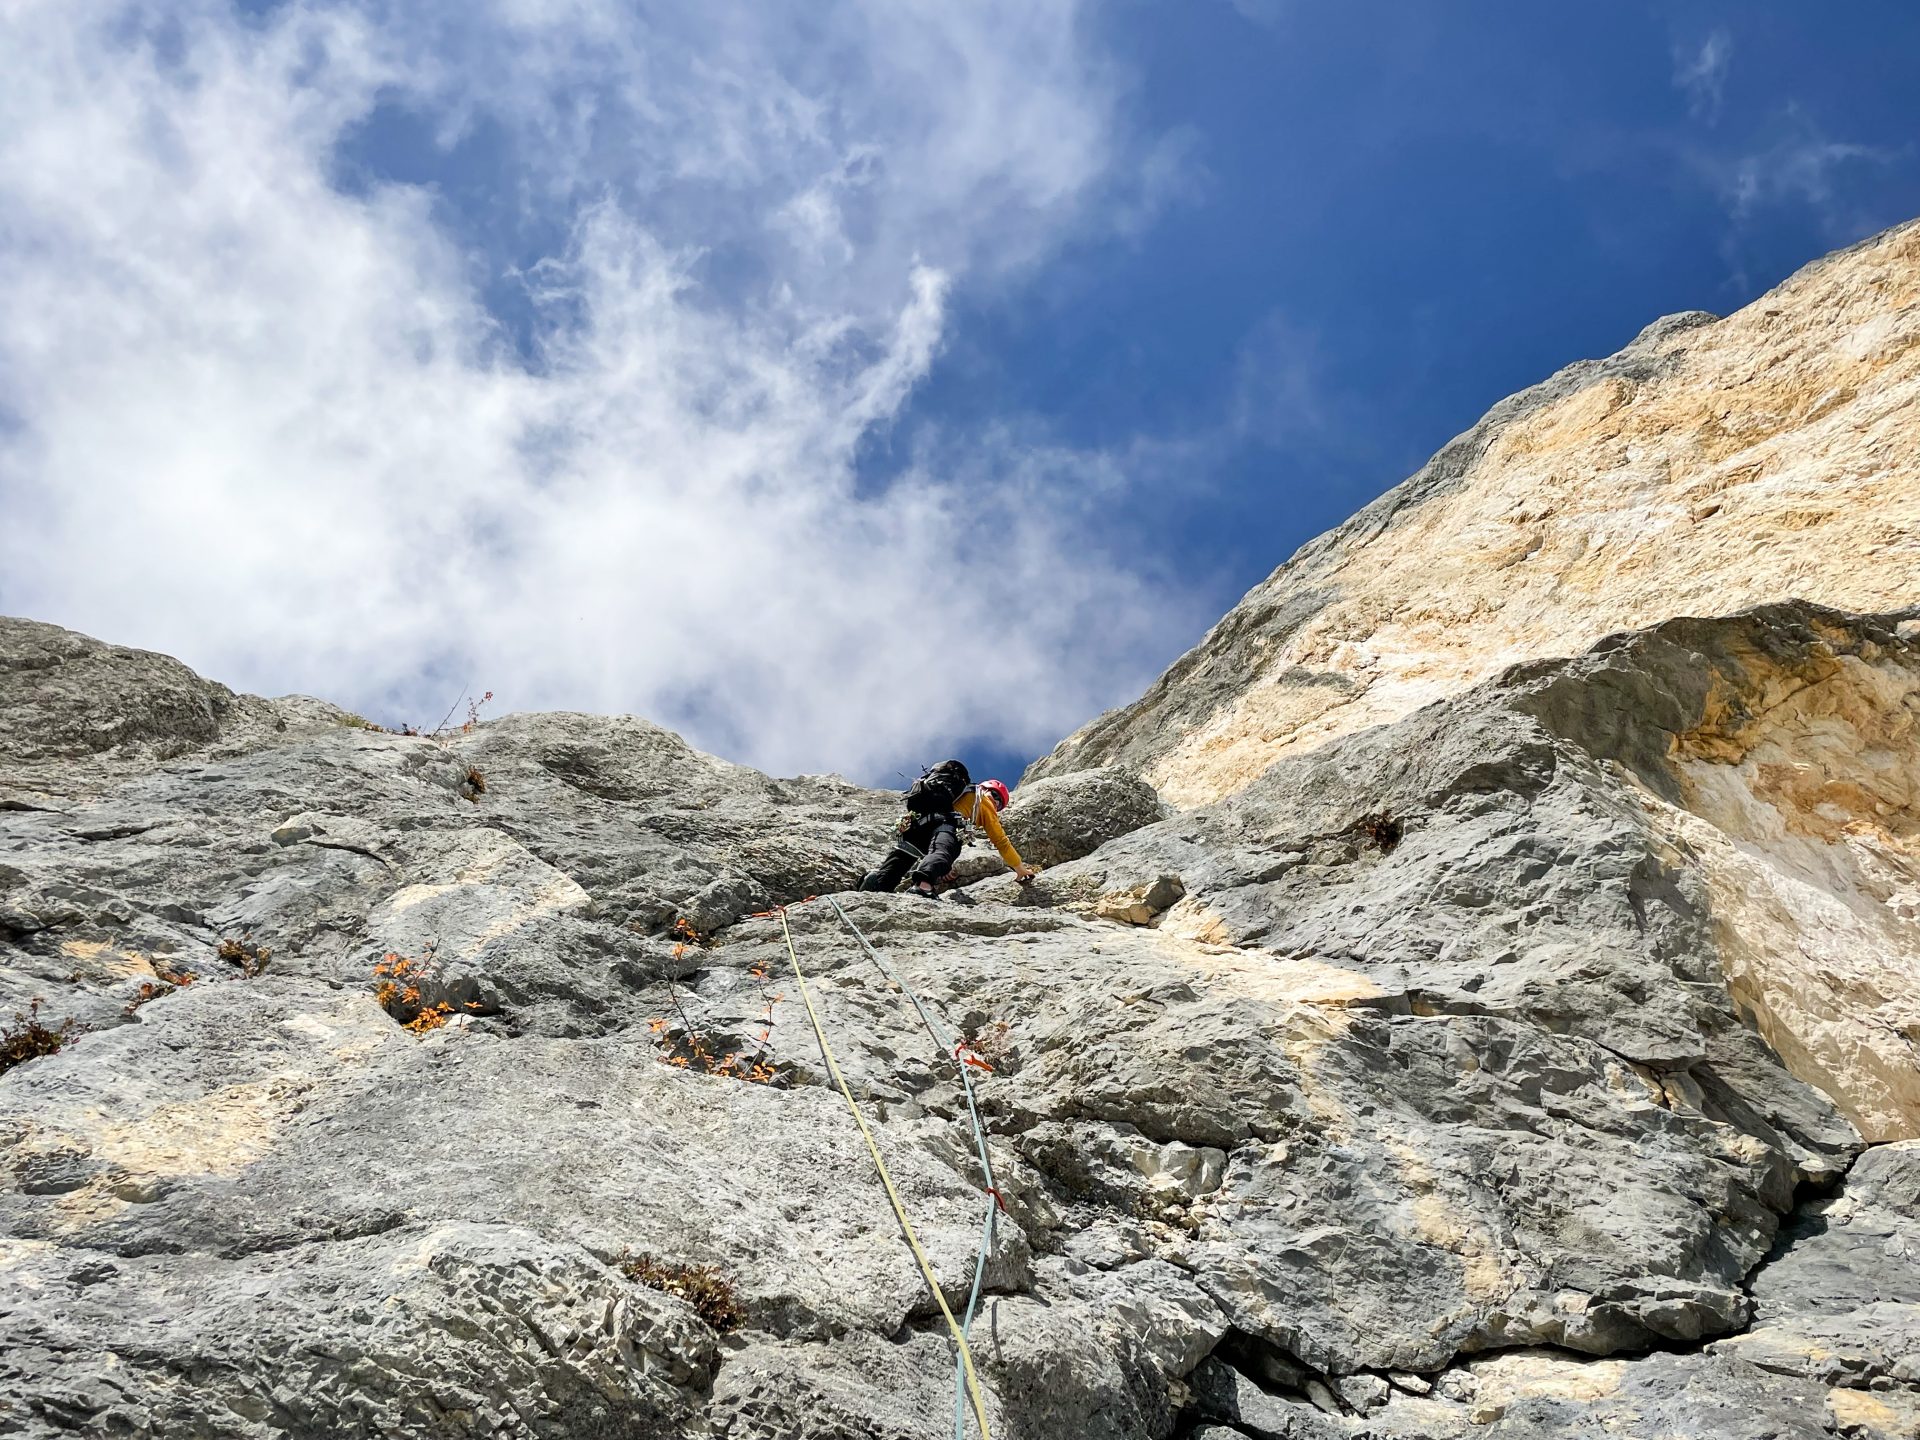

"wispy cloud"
[1723,120,1896,229]
[1226,0,1290,31]
[1659,97,1906,288]
[0,0,1205,780]
[1672,29,1731,124]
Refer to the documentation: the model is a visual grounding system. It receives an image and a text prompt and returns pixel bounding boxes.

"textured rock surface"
[1001,767,1168,869]
[6,223,1919,1439]
[4,600,1909,1438]
[1507,606,1920,1142]
[1030,217,1920,810]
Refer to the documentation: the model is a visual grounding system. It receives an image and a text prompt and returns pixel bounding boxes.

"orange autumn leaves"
[372,944,483,1036]
[650,918,782,1084]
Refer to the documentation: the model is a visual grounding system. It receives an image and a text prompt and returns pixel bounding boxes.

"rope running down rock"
[825,894,1002,1439]
[776,905,994,1440]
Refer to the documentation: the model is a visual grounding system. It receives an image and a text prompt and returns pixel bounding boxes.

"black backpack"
[904,759,970,817]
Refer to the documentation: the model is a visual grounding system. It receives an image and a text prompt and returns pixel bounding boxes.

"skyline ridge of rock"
[1029,215,1920,812]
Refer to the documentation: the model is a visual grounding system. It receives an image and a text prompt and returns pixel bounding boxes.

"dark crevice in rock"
[12,1211,419,1263]
[1177,1327,1362,1436]
[1173,1146,1886,1439]
[1734,1154,1861,1314]
[69,821,163,843]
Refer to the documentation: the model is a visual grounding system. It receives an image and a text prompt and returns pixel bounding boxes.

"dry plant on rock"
[647,918,783,1084]
[618,1252,746,1332]
[1,1000,74,1076]
[372,942,475,1035]
[125,957,199,1015]
[217,934,272,977]
[1353,810,1404,855]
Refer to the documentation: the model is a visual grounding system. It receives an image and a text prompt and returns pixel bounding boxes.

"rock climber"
[859,759,1038,898]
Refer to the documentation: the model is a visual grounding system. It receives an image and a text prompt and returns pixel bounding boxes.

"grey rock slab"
[1334,1373,1389,1413]
[1746,1141,1920,1322]
[1001,766,1168,869]
[1711,1302,1920,1390]
[1707,1140,1920,1393]
[0,978,1031,1344]
[1046,1255,1230,1378]
[753,885,1837,1377]
[709,1269,1191,1440]
[0,1223,716,1439]
[3,595,1912,1437]
[1357,1348,1851,1440]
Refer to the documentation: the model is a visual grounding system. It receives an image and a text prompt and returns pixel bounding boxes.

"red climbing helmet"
[979,779,1011,813]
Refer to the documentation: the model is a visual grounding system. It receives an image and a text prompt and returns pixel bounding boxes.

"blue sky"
[3,2,1917,786]
[917,1,1920,638]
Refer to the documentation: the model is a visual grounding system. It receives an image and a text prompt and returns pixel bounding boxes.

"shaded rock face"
[1029,218,1920,810]
[1506,607,1920,1143]
[5,227,1920,1440]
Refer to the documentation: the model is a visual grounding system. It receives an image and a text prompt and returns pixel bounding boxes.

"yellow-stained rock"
[1035,220,1920,809]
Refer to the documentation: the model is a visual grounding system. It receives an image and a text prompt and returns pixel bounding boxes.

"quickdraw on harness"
[776,902,998,1440]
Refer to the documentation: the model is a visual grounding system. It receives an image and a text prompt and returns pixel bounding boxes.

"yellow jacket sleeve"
[969,791,1026,871]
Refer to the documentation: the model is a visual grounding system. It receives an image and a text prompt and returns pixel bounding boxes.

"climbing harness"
[776,906,995,1440]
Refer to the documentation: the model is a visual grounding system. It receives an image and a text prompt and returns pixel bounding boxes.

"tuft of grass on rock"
[618,1252,747,1332]
[1,1001,74,1076]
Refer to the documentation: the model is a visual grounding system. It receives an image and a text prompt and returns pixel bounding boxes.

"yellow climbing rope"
[776,906,994,1440]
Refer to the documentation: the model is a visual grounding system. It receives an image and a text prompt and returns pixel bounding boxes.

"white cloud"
[1226,0,1290,31]
[0,0,1205,780]
[1673,29,1731,124]
[1683,104,1903,277]
[1725,131,1893,228]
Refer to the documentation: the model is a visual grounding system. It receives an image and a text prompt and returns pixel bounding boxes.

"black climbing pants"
[859,814,961,891]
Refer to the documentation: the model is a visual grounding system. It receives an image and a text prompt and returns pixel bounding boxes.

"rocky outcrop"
[1266,1138,1920,1439]
[4,596,1912,1438]
[1029,218,1920,810]
[0,620,331,809]
[5,222,1919,1439]
[1001,766,1168,869]
[1506,605,1920,1143]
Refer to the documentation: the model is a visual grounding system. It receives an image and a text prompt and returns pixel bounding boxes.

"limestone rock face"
[1029,218,1920,811]
[6,222,1920,1440]
[1506,606,1920,1143]
[2,598,1910,1439]
[1002,766,1168,869]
